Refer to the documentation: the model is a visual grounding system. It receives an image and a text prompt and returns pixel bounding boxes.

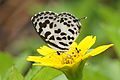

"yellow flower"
[27,36,113,69]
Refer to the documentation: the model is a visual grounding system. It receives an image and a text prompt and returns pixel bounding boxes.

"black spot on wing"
[50,22,53,29]
[60,18,64,23]
[45,20,50,24]
[69,17,72,19]
[39,34,46,40]
[39,22,47,28]
[69,42,72,44]
[63,22,70,27]
[49,17,53,19]
[62,13,66,15]
[56,37,62,40]
[34,22,37,27]
[60,32,67,36]
[72,15,75,19]
[62,37,66,40]
[73,19,78,23]
[71,24,74,26]
[76,32,78,34]
[31,17,35,22]
[67,24,70,27]
[67,36,70,40]
[67,13,71,16]
[55,29,61,33]
[67,36,74,40]
[54,24,57,27]
[40,17,43,19]
[71,37,74,40]
[77,25,81,29]
[37,19,39,21]
[40,12,44,15]
[44,16,48,19]
[46,41,69,50]
[74,28,76,30]
[45,11,49,14]
[38,27,43,34]
[68,29,74,34]
[50,12,55,15]
[57,20,59,22]
[54,18,57,20]
[45,31,51,39]
[31,13,41,22]
[68,21,71,23]
[49,35,55,40]
[34,14,39,18]
[64,18,67,20]
[63,22,67,25]
[59,42,68,46]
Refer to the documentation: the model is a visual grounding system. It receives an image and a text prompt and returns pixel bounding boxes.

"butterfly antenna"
[78,16,87,21]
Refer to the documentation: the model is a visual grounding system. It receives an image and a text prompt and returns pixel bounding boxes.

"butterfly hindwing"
[31,11,81,51]
[52,12,81,50]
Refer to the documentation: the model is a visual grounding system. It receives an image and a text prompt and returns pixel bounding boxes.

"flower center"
[62,54,74,64]
[61,47,81,64]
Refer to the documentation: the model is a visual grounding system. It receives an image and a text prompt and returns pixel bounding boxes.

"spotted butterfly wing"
[31,11,81,51]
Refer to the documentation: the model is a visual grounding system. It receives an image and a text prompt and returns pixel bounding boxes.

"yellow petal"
[78,36,96,55]
[89,44,113,56]
[82,44,113,60]
[26,56,42,62]
[37,46,56,55]
[27,55,73,68]
[70,42,77,48]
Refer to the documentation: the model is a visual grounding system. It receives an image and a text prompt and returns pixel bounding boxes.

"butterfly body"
[31,11,82,51]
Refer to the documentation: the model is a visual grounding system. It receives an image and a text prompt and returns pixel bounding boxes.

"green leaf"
[0,52,13,75]
[32,67,62,80]
[53,74,68,80]
[25,66,42,80]
[14,51,31,74]
[8,67,24,80]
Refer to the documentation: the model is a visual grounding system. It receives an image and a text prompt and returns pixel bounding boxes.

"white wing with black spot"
[31,11,82,51]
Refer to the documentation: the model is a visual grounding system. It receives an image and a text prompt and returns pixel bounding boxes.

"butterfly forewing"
[31,11,81,51]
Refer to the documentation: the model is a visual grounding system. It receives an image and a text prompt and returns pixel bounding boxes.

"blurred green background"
[0,0,120,80]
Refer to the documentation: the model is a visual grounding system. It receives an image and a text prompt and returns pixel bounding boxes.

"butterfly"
[31,11,86,51]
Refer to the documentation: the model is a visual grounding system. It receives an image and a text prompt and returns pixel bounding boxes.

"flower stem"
[61,61,86,80]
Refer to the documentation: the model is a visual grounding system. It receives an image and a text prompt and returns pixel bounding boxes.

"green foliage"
[8,67,24,80]
[14,51,31,73]
[83,55,120,80]
[1,0,120,80]
[31,67,62,80]
[53,74,68,80]
[25,66,42,80]
[97,5,120,57]
[0,52,13,75]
